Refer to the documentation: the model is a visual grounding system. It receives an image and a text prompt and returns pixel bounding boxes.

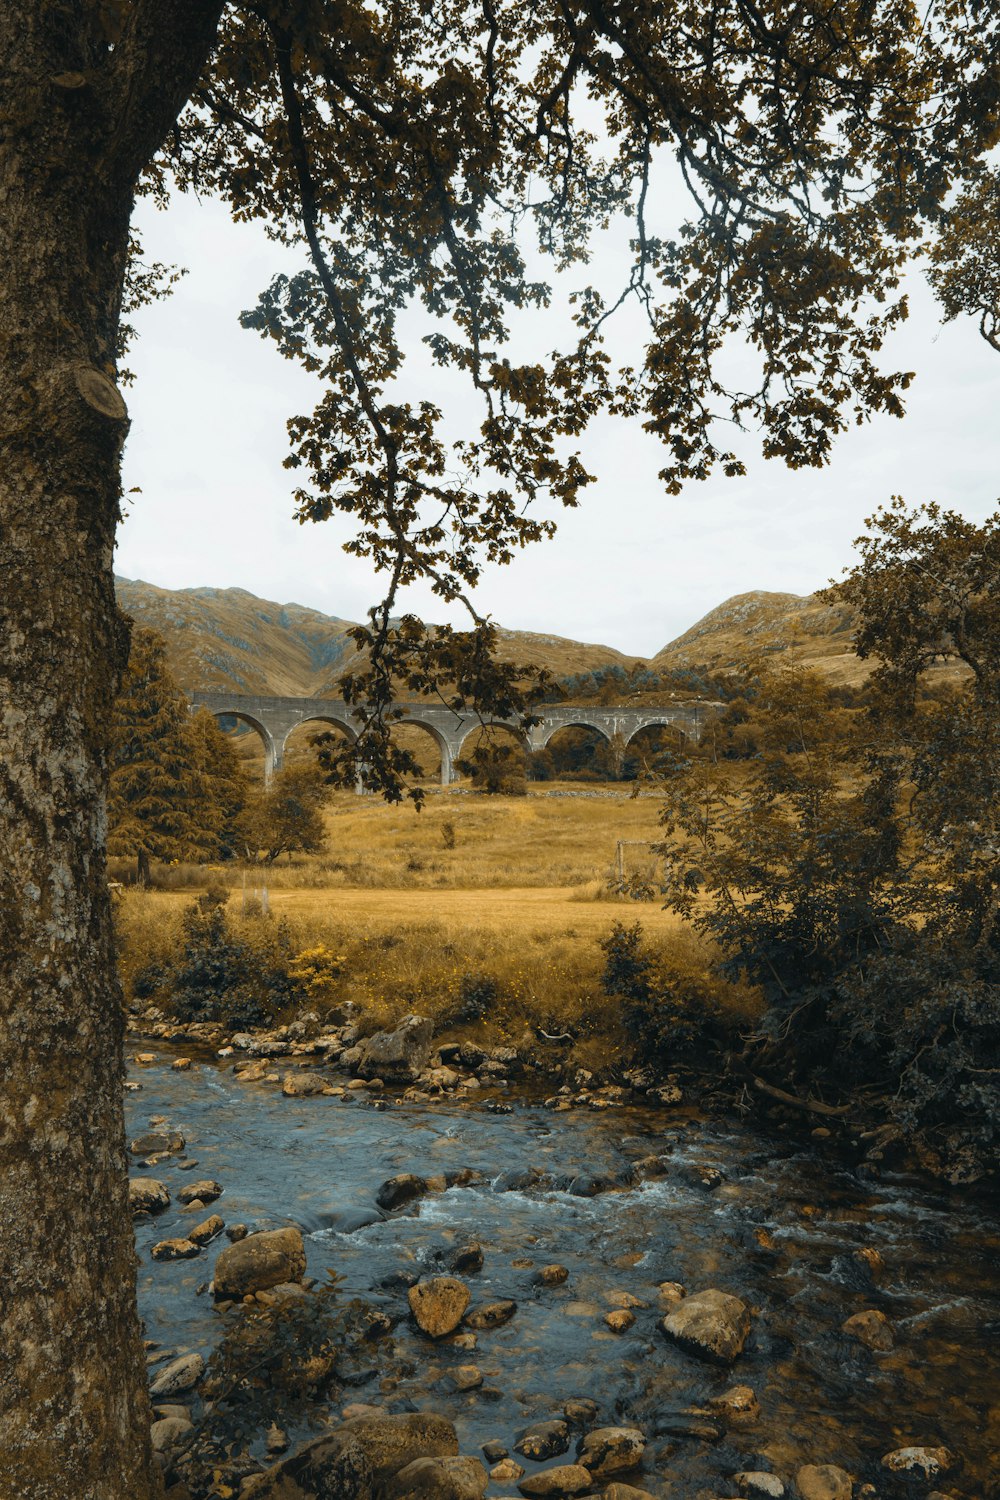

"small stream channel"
[128,1049,999,1496]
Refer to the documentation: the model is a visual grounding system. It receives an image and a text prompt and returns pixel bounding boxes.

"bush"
[169,902,306,1029]
[599,920,739,1068]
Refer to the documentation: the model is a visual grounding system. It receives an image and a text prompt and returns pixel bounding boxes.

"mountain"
[651,590,864,686]
[114,578,639,697]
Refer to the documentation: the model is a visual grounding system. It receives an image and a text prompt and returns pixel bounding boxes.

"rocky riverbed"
[127,1022,1000,1500]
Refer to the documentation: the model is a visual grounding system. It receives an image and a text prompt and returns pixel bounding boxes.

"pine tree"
[109,628,214,883]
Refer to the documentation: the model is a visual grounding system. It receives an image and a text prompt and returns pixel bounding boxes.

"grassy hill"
[115,577,868,699]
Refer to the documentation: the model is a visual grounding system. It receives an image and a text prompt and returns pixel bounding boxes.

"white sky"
[118,191,1000,659]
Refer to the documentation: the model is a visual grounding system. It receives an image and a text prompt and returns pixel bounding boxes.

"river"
[128,1049,999,1496]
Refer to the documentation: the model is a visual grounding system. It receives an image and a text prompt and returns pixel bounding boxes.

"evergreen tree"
[188,707,251,862]
[108,629,235,882]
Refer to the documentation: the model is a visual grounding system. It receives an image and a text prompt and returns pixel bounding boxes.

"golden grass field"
[116,782,762,1048]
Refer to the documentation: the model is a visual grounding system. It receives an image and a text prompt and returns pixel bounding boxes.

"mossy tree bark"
[0,6,222,1495]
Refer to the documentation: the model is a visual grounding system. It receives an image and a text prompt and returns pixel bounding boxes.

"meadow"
[115,781,761,1056]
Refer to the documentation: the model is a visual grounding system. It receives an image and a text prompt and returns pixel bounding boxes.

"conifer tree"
[109,628,218,882]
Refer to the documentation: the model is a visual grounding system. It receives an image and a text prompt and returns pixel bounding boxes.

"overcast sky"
[118,191,1000,659]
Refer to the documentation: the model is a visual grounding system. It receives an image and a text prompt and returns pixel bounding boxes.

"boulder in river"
[178,1178,222,1206]
[660,1289,751,1364]
[795,1465,853,1500]
[735,1473,785,1498]
[707,1385,760,1427]
[449,1243,484,1274]
[357,1014,434,1082]
[377,1173,429,1210]
[602,1486,657,1500]
[129,1131,184,1157]
[881,1447,953,1478]
[189,1214,225,1246]
[282,1071,331,1097]
[242,1430,372,1499]
[464,1299,516,1330]
[151,1237,200,1262]
[576,1427,646,1478]
[149,1352,205,1398]
[537,1264,569,1286]
[408,1277,471,1338]
[514,1421,570,1462]
[517,1464,593,1496]
[129,1178,170,1216]
[842,1309,893,1351]
[386,1455,488,1500]
[213,1227,306,1300]
[337,1411,459,1483]
[150,1415,193,1455]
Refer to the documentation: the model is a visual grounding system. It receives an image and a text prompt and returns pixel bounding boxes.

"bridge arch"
[535,718,614,751]
[280,714,357,768]
[623,717,688,748]
[208,710,278,781]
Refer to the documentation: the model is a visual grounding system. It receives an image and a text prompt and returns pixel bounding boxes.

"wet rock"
[707,1386,760,1427]
[492,1459,526,1483]
[449,1365,483,1392]
[150,1415,193,1454]
[660,1289,751,1365]
[357,1014,434,1082]
[266,1424,289,1454]
[881,1447,953,1479]
[386,1456,487,1500]
[602,1486,657,1500]
[149,1352,205,1398]
[337,1411,459,1483]
[842,1247,885,1287]
[151,1238,200,1262]
[242,1431,372,1499]
[650,1411,720,1442]
[736,1474,785,1498]
[171,1056,193,1072]
[657,1281,686,1303]
[649,1084,683,1106]
[538,1265,569,1286]
[493,1167,543,1193]
[576,1428,646,1478]
[604,1310,635,1334]
[213,1227,306,1300]
[680,1164,724,1191]
[567,1173,610,1198]
[450,1243,484,1275]
[188,1215,224,1247]
[130,1178,171,1216]
[464,1299,516,1330]
[282,1070,331,1097]
[482,1441,508,1463]
[130,1131,184,1157]
[563,1400,599,1428]
[795,1465,853,1500]
[451,1332,478,1352]
[842,1309,893,1351]
[377,1174,429,1211]
[515,1421,571,1462]
[226,1223,248,1242]
[177,1178,222,1206]
[518,1465,594,1497]
[409,1277,471,1338]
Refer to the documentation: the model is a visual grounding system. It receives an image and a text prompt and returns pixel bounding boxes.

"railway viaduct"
[192,691,719,784]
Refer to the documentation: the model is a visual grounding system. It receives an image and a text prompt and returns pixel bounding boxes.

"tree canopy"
[125,0,1000,791]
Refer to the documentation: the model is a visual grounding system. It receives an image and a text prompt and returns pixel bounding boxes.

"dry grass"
[114,781,763,1047]
[114,782,669,892]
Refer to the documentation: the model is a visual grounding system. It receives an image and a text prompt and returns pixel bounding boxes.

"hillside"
[651,590,865,686]
[114,578,639,697]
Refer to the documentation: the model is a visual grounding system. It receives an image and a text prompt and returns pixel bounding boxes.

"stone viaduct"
[193,691,719,785]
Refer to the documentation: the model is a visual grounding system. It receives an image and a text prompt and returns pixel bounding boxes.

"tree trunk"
[0,9,223,1494]
[138,849,152,888]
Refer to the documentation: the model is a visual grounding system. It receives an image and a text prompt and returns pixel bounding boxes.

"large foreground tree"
[1,3,997,1494]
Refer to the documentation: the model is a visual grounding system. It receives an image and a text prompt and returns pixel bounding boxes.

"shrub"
[599,920,740,1068]
[169,902,305,1029]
